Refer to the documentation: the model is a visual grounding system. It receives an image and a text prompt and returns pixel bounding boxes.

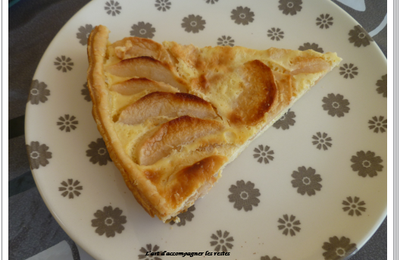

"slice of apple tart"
[87,25,341,223]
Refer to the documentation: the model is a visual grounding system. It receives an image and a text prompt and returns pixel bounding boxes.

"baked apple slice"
[106,57,187,92]
[137,116,225,166]
[110,78,178,96]
[118,92,218,125]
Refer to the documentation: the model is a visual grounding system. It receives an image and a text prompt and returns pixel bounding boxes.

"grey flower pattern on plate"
[231,6,254,25]
[170,205,195,226]
[267,27,284,41]
[350,151,383,178]
[312,132,332,151]
[130,22,156,38]
[291,166,322,196]
[273,109,296,130]
[253,144,274,164]
[24,1,387,258]
[278,0,302,16]
[217,35,235,46]
[210,230,234,252]
[299,42,324,53]
[155,0,171,12]
[348,25,373,47]
[105,1,122,16]
[322,93,350,117]
[228,180,260,211]
[181,15,206,33]
[59,179,82,199]
[81,82,91,102]
[342,196,366,216]
[375,74,387,97]
[57,114,78,132]
[91,206,126,237]
[368,116,387,133]
[322,236,357,260]
[339,63,358,79]
[86,138,112,166]
[28,80,50,105]
[26,141,52,169]
[54,56,74,72]
[76,24,94,45]
[138,244,162,260]
[277,214,301,236]
[261,256,281,260]
[316,14,333,29]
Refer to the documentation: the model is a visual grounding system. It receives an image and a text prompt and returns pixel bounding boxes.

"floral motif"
[81,82,91,102]
[291,166,322,196]
[105,1,122,16]
[322,93,350,117]
[155,0,171,12]
[339,63,358,79]
[278,0,303,16]
[348,25,373,47]
[181,15,206,33]
[312,132,332,151]
[376,74,387,97]
[273,109,296,130]
[26,141,52,169]
[54,56,74,72]
[217,36,235,46]
[130,22,156,39]
[91,206,126,237]
[253,145,274,164]
[350,150,383,178]
[205,0,218,4]
[59,179,83,199]
[316,14,333,29]
[228,180,260,211]
[170,205,195,226]
[57,114,78,132]
[231,6,254,25]
[86,138,112,166]
[267,27,284,41]
[277,214,301,236]
[368,116,387,133]
[299,42,324,53]
[322,236,357,260]
[342,196,366,216]
[261,256,281,260]
[28,80,50,105]
[210,230,234,252]
[76,24,94,45]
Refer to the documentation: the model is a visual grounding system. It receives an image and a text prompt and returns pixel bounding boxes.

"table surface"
[9,0,387,259]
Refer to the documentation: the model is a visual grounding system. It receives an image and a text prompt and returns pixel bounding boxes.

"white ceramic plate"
[25,0,387,259]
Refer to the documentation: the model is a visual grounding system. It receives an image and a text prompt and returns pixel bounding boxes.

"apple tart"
[87,25,341,222]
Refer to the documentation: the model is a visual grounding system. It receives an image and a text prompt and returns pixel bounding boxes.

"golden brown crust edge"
[87,25,160,218]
